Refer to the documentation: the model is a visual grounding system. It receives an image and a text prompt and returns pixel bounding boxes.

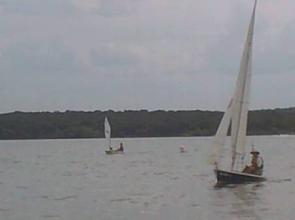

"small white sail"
[104,117,111,149]
[230,0,257,171]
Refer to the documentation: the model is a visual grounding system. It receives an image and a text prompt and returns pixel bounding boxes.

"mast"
[230,0,257,170]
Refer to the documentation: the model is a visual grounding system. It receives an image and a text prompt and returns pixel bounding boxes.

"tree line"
[0,108,295,140]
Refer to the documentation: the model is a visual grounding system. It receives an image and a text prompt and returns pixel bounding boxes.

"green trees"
[0,108,294,139]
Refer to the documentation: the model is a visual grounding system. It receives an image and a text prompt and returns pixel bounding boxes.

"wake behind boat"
[211,0,266,185]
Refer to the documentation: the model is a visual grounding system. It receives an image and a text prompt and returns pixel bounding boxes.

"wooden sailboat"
[104,117,124,155]
[212,0,266,184]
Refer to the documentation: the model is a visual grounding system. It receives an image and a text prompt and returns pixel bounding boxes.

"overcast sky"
[0,0,294,113]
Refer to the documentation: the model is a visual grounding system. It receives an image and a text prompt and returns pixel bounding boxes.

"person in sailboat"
[242,150,264,175]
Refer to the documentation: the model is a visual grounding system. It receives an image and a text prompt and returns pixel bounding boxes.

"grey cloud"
[255,20,295,75]
[73,0,142,17]
[90,45,140,70]
[0,40,80,76]
[0,0,295,112]
[0,0,75,15]
[98,0,141,17]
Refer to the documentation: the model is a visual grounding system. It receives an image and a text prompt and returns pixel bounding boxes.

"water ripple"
[53,195,78,201]
[41,214,61,218]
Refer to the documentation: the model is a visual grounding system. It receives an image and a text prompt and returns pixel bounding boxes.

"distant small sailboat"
[104,117,124,155]
[212,0,266,184]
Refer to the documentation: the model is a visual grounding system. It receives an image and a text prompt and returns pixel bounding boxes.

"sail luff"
[104,117,111,149]
[230,1,256,170]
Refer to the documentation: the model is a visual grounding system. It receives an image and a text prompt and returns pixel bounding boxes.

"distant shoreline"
[0,108,295,140]
[0,134,294,141]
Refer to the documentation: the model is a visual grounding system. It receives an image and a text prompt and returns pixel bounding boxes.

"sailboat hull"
[215,169,266,184]
[105,150,124,155]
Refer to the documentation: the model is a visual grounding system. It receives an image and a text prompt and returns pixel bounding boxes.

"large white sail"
[104,117,111,149]
[230,0,257,171]
[211,99,233,166]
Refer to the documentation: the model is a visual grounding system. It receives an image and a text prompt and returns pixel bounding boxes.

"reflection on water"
[0,136,294,220]
[230,184,264,220]
[211,183,266,219]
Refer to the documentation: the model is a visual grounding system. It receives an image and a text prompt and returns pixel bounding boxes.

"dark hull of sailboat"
[105,150,124,155]
[215,169,266,184]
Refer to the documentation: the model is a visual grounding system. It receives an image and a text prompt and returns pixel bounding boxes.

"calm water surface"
[0,136,294,220]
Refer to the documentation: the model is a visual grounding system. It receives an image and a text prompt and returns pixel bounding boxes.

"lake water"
[0,136,294,220]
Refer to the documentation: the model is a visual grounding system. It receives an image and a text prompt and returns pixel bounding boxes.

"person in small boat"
[109,146,113,151]
[242,150,264,175]
[116,142,124,152]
